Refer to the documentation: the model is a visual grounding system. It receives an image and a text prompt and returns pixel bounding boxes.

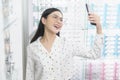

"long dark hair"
[30,8,62,43]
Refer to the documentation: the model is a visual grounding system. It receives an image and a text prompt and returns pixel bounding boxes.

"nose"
[56,18,63,24]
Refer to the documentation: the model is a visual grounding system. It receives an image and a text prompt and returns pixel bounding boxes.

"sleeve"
[73,34,104,59]
[26,46,35,80]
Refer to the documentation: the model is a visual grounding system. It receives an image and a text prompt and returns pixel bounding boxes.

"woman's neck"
[40,32,56,53]
[42,31,56,43]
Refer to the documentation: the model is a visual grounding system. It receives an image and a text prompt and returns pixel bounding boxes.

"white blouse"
[26,34,104,80]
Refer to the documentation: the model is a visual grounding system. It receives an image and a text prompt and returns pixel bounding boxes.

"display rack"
[1,0,23,80]
[0,0,6,80]
[28,0,120,79]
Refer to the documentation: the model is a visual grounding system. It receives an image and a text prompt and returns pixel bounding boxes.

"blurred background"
[0,0,120,80]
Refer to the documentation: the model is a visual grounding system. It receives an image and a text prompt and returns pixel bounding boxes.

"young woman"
[26,8,103,80]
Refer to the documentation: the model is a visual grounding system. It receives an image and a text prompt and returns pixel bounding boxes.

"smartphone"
[85,3,96,25]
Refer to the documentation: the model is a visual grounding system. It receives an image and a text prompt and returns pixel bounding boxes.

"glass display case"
[1,0,23,80]
[0,1,6,80]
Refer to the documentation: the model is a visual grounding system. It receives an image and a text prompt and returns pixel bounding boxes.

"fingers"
[88,13,100,24]
[88,13,102,34]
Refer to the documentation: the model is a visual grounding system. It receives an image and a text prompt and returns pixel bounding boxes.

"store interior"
[0,0,120,80]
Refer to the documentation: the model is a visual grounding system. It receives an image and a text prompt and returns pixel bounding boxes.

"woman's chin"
[54,30,60,34]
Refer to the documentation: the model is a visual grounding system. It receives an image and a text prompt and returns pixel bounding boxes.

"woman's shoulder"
[27,38,40,50]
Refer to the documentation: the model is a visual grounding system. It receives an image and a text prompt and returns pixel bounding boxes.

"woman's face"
[42,11,63,35]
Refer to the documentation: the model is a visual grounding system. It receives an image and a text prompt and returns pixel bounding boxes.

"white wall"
[22,0,30,79]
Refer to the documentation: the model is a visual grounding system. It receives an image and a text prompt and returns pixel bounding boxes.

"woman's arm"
[73,14,104,59]
[73,34,104,59]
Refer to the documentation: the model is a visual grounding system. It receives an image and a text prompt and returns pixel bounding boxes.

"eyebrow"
[52,14,63,19]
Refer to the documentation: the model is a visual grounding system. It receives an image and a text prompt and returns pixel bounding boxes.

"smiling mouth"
[54,26,60,29]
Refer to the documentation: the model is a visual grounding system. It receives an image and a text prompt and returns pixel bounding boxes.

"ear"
[41,17,46,25]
